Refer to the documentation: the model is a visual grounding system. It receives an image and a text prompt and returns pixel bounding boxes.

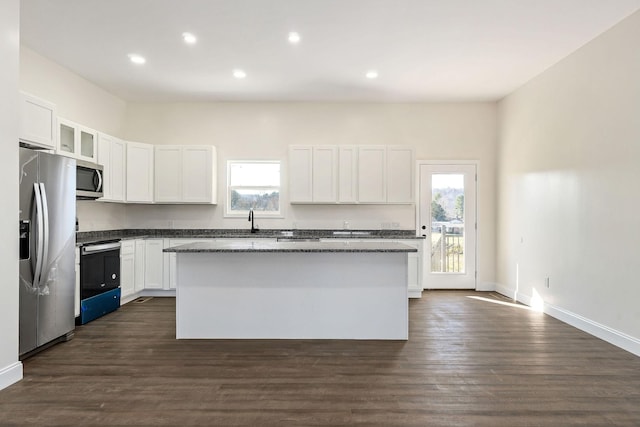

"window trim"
[225,160,282,218]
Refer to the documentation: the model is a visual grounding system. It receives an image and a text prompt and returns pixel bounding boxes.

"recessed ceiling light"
[233,69,247,79]
[366,70,379,79]
[128,54,146,65]
[182,32,197,44]
[288,31,301,44]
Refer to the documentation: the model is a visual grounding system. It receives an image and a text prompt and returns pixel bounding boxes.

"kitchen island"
[165,241,417,340]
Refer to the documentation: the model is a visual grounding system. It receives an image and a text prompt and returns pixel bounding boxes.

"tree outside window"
[227,161,281,216]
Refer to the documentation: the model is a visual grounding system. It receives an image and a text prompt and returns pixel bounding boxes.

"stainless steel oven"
[78,240,121,324]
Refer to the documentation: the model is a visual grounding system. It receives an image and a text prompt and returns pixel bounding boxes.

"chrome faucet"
[248,208,257,233]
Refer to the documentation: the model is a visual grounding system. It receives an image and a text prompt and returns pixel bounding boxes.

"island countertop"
[164,240,418,253]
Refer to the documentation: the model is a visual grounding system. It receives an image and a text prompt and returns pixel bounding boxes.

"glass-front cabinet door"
[57,118,97,162]
[58,120,76,157]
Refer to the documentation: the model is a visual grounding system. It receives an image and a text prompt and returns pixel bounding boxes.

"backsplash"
[78,201,417,231]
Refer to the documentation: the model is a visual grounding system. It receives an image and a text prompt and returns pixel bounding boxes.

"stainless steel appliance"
[19,148,76,357]
[78,240,121,325]
[76,159,103,199]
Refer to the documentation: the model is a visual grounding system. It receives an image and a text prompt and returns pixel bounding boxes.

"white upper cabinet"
[312,146,338,203]
[57,118,98,162]
[387,145,415,204]
[290,144,414,205]
[289,146,313,203]
[154,146,182,202]
[19,92,57,150]
[154,145,217,204]
[338,146,358,203]
[357,145,387,203]
[126,141,154,203]
[97,133,126,202]
[290,145,338,203]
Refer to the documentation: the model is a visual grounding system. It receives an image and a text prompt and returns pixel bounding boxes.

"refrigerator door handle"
[33,183,45,289]
[39,183,50,283]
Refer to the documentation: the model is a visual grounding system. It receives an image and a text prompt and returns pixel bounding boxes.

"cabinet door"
[97,134,112,200]
[338,146,358,203]
[19,92,57,149]
[387,146,414,203]
[57,118,77,158]
[312,146,338,203]
[134,240,146,292]
[57,119,97,161]
[111,139,126,201]
[357,146,386,203]
[98,134,127,202]
[77,125,97,162]
[182,146,216,203]
[120,254,135,299]
[144,239,164,289]
[289,146,313,203]
[154,146,182,202]
[126,141,154,203]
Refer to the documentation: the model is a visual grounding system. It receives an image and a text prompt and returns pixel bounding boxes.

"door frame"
[415,160,479,290]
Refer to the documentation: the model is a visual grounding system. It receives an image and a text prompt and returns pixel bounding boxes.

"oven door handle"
[81,241,121,255]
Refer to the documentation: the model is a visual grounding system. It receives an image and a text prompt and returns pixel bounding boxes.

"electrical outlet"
[545,277,550,288]
[391,222,400,228]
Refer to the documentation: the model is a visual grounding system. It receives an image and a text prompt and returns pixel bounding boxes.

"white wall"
[497,10,640,353]
[124,102,498,286]
[0,0,22,390]
[20,47,129,231]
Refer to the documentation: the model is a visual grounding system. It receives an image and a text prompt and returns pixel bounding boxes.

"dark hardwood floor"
[2,291,639,426]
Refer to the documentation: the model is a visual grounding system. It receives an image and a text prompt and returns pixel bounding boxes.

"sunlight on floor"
[466,295,541,312]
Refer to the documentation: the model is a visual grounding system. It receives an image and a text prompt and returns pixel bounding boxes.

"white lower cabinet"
[120,240,135,300]
[144,239,165,289]
[134,240,146,293]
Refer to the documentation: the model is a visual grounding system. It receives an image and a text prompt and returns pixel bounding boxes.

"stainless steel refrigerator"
[19,147,76,357]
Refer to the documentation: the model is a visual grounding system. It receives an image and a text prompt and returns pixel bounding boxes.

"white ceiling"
[20,0,640,103]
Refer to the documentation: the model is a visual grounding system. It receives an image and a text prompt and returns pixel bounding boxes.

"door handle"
[32,183,44,289]
[39,183,50,283]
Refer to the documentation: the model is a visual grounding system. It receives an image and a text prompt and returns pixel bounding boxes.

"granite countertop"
[76,229,425,246]
[164,240,418,253]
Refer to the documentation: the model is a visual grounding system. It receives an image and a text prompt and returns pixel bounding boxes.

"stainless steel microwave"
[76,159,104,199]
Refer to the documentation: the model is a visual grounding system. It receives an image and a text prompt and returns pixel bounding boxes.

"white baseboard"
[139,289,176,298]
[0,361,23,391]
[476,281,497,292]
[408,290,422,298]
[495,284,640,357]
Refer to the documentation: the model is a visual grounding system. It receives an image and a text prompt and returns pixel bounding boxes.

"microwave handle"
[94,169,103,192]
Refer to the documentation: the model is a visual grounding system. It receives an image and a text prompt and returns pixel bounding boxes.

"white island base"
[175,249,409,340]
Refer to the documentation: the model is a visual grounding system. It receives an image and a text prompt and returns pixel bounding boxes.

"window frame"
[225,160,282,218]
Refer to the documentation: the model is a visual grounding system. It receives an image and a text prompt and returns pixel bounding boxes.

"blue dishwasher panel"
[78,288,121,325]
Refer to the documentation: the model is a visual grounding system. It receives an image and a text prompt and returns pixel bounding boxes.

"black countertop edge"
[76,229,424,245]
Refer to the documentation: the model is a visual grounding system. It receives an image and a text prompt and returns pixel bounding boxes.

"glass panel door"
[431,173,465,273]
[419,164,476,289]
